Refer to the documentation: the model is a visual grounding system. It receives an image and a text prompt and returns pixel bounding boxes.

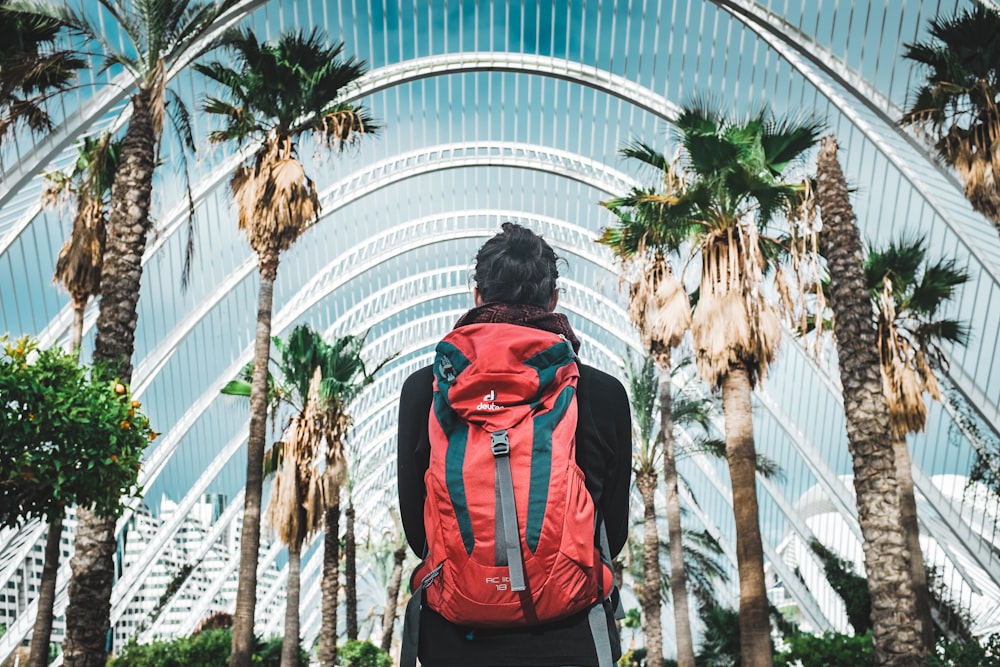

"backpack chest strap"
[491,429,526,592]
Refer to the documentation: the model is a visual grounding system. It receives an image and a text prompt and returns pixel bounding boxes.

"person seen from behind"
[397,222,633,666]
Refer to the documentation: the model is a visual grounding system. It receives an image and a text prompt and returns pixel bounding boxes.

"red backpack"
[400,323,618,666]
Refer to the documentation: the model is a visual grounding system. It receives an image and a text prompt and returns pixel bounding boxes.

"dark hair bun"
[503,222,543,261]
[473,223,560,308]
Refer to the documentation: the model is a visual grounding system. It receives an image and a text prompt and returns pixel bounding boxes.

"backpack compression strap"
[586,514,623,666]
[400,562,442,667]
[491,429,526,592]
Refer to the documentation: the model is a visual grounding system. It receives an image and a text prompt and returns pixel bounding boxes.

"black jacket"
[397,361,632,667]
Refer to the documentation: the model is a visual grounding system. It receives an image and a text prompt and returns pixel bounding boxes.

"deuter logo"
[477,389,503,411]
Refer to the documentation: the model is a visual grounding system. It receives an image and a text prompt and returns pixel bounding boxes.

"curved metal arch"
[37,145,636,352]
[2,46,666,258]
[129,206,623,400]
[352,51,680,121]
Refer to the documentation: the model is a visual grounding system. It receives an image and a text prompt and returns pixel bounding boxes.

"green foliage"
[623,607,642,629]
[337,639,392,667]
[618,647,647,667]
[809,539,872,635]
[107,629,302,667]
[775,631,874,667]
[927,633,1000,667]
[0,336,155,527]
[108,629,231,667]
[696,604,742,667]
[195,27,380,143]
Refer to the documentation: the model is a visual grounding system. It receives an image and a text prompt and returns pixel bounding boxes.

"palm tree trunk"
[345,502,358,641]
[281,546,301,667]
[380,544,407,653]
[893,437,934,651]
[68,301,85,353]
[230,255,280,667]
[816,135,924,665]
[61,509,118,667]
[660,372,695,667]
[64,87,157,667]
[27,515,63,667]
[318,502,341,667]
[720,366,772,667]
[635,469,664,667]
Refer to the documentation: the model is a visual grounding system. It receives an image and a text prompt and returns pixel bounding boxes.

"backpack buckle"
[490,430,510,456]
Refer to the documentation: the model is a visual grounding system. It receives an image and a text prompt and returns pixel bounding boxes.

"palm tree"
[0,0,83,143]
[865,237,970,651]
[44,134,121,352]
[194,29,379,666]
[311,335,392,666]
[815,134,924,664]
[10,2,239,664]
[600,150,695,667]
[901,5,1000,235]
[223,325,390,666]
[26,133,120,667]
[623,352,667,667]
[603,103,819,667]
[263,368,323,667]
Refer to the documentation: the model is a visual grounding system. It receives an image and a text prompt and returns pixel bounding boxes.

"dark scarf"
[454,303,581,353]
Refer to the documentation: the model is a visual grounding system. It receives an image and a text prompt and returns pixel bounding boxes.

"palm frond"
[623,350,659,454]
[620,139,668,171]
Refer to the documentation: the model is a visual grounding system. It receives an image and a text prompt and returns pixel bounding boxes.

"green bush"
[107,628,303,667]
[775,631,873,667]
[338,639,392,667]
[928,633,1000,666]
[0,337,155,527]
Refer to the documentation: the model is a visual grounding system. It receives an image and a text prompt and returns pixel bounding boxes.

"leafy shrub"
[774,631,873,667]
[338,639,392,667]
[928,633,1000,666]
[0,337,155,526]
[107,628,303,667]
[618,647,646,666]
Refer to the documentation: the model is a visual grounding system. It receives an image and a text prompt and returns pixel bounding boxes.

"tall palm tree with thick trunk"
[815,134,925,665]
[11,3,239,664]
[0,0,83,142]
[865,237,969,651]
[600,149,696,667]
[901,5,1000,235]
[29,133,119,667]
[195,29,379,666]
[603,104,819,667]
